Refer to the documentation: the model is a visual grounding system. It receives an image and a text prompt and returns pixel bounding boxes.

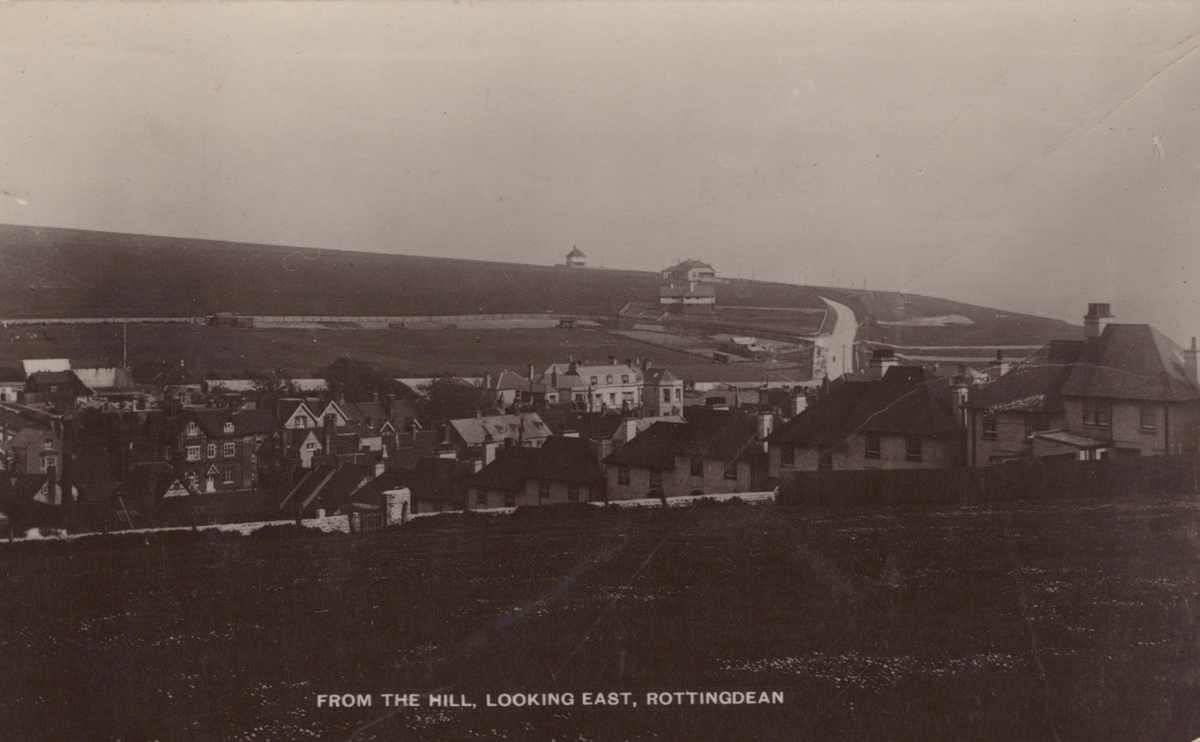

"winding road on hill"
[815,296,858,381]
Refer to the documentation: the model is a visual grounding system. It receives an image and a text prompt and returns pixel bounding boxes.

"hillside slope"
[0,224,1078,346]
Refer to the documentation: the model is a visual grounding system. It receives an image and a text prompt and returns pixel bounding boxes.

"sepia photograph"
[1,1,1199,739]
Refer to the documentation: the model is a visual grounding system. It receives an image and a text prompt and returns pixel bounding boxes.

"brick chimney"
[994,350,1010,378]
[1084,303,1114,340]
[868,349,897,380]
[1185,337,1199,387]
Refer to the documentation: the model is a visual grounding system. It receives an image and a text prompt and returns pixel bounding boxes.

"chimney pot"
[1084,303,1114,340]
[1185,336,1200,387]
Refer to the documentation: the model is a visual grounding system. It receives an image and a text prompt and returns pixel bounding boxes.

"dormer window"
[185,422,200,437]
[590,376,598,386]
[43,439,54,450]
[606,375,614,385]
[622,374,629,384]
[223,422,234,434]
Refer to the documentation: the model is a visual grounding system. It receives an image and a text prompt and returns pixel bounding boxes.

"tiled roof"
[567,246,586,258]
[467,447,539,491]
[966,340,1084,413]
[644,367,680,384]
[347,469,405,507]
[1059,325,1200,401]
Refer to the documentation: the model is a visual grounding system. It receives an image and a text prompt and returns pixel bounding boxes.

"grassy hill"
[0,224,1079,347]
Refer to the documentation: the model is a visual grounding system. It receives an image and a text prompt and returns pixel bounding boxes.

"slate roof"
[27,371,81,387]
[766,366,961,449]
[346,469,405,508]
[279,465,335,511]
[448,413,551,446]
[965,340,1085,413]
[468,447,539,491]
[603,408,764,469]
[469,436,604,491]
[644,367,681,385]
[567,246,586,258]
[310,464,374,513]
[401,457,468,507]
[1059,325,1200,402]
[491,371,531,392]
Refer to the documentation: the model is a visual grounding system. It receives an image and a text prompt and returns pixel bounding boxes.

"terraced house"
[965,304,1200,463]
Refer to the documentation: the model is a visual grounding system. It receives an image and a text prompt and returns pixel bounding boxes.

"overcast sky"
[2,1,1199,338]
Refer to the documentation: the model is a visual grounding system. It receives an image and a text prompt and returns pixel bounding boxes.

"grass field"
[1,498,1197,741]
[0,224,1080,350]
[0,323,796,382]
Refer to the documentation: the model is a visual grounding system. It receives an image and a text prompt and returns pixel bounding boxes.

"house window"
[1139,404,1157,431]
[723,461,738,480]
[675,388,682,401]
[476,490,487,507]
[609,393,616,405]
[504,488,518,507]
[222,422,234,434]
[982,412,997,440]
[222,467,235,484]
[223,442,236,458]
[42,439,54,450]
[622,391,634,406]
[186,445,201,462]
[905,436,922,462]
[185,472,198,490]
[606,375,613,385]
[43,455,57,472]
[1083,399,1112,427]
[622,374,629,384]
[590,376,598,385]
[207,443,217,459]
[538,480,550,499]
[865,434,881,459]
[779,443,794,467]
[305,441,317,451]
[185,422,200,437]
[690,456,704,477]
[618,466,630,485]
[818,452,833,471]
[295,415,308,428]
[663,389,671,402]
[649,469,662,488]
[567,484,579,502]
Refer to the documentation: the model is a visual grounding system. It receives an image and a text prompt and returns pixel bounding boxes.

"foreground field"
[1,498,1197,741]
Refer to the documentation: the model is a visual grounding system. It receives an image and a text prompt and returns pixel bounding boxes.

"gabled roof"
[277,398,318,424]
[567,246,586,258]
[491,370,532,391]
[1059,325,1200,401]
[5,427,54,450]
[767,366,961,448]
[966,340,1085,413]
